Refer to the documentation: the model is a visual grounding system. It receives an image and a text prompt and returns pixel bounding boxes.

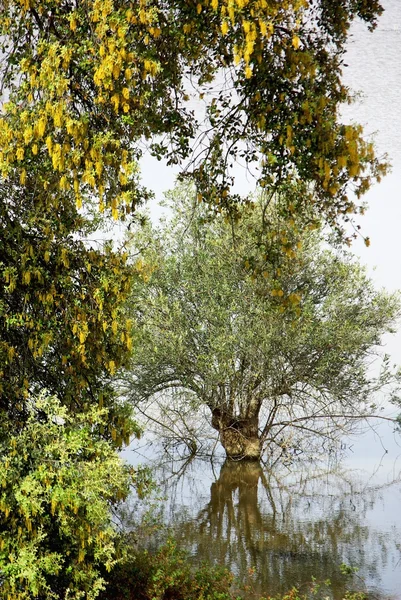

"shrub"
[99,538,235,600]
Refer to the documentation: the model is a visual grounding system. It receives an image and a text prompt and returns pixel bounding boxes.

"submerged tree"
[122,187,400,460]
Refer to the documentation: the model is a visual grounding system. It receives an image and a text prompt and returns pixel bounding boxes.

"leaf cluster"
[0,392,134,600]
[0,172,139,444]
[0,0,386,238]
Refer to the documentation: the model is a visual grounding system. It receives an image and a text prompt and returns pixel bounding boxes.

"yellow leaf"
[37,117,47,138]
[16,147,24,161]
[292,35,300,50]
[221,21,229,35]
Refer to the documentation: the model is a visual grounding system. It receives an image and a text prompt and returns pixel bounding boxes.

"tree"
[0,170,138,445]
[0,5,150,594]
[0,143,141,599]
[121,186,400,460]
[0,392,134,600]
[0,0,386,241]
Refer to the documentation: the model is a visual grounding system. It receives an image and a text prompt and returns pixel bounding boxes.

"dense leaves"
[98,539,235,600]
[122,187,400,459]
[0,0,386,235]
[0,172,138,444]
[0,393,134,600]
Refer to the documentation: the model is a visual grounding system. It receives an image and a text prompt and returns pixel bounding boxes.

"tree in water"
[122,186,400,460]
[0,1,393,593]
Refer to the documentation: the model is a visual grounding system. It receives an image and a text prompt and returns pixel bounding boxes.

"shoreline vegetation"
[99,538,368,600]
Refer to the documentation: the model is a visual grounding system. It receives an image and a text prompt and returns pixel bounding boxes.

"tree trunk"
[211,409,261,460]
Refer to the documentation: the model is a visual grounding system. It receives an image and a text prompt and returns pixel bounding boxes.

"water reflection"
[141,450,401,600]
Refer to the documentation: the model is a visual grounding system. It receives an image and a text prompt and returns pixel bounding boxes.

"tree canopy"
[0,173,138,443]
[122,187,400,460]
[0,105,138,600]
[0,0,386,238]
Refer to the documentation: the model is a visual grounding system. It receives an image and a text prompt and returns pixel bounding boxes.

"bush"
[99,538,235,600]
[0,393,134,600]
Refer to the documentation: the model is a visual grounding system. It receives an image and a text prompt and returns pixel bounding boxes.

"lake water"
[124,419,401,600]
[125,1,401,598]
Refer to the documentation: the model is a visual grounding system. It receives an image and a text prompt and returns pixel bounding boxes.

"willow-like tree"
[122,187,400,460]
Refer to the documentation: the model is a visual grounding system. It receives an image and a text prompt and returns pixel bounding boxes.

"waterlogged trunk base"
[221,431,261,460]
[212,410,261,460]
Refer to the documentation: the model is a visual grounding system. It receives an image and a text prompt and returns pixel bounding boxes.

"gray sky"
[340,0,401,365]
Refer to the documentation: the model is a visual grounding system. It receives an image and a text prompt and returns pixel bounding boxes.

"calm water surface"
[125,420,401,600]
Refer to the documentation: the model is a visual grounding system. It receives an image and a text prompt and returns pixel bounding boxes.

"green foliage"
[122,186,400,458]
[99,537,369,600]
[0,0,386,237]
[339,564,359,577]
[99,538,235,600]
[0,172,139,444]
[0,33,141,600]
[0,392,134,600]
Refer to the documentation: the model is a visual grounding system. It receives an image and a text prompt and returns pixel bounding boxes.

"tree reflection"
[148,456,401,600]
